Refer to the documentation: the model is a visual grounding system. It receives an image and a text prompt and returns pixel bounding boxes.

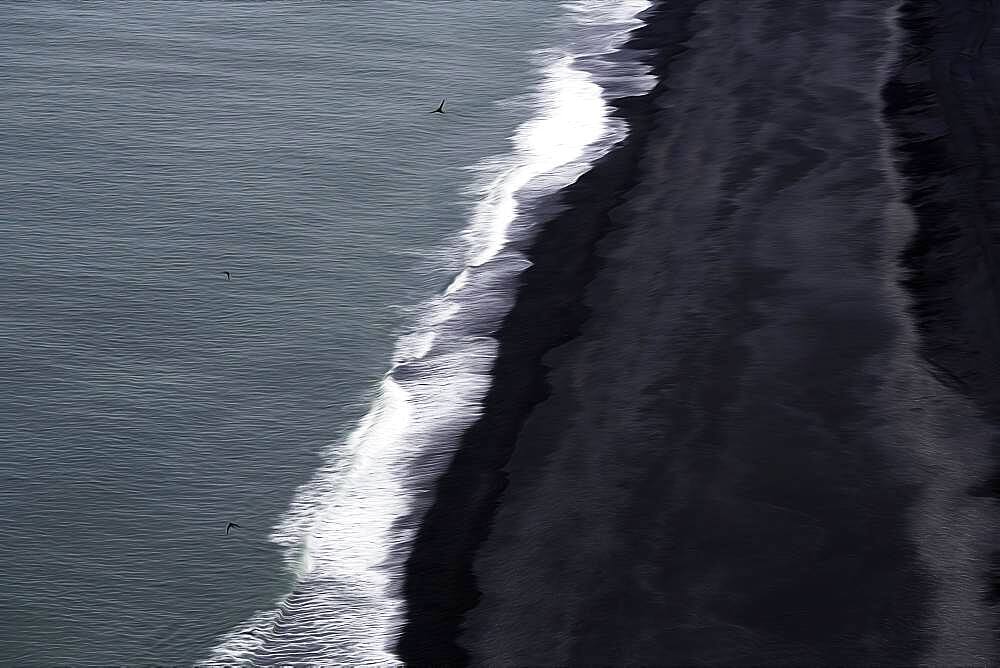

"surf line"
[203,2,656,664]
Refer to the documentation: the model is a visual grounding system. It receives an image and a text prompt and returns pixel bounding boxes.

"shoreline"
[395,2,695,663]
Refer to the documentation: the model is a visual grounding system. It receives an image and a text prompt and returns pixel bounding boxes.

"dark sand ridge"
[399,0,998,664]
[886,0,1000,593]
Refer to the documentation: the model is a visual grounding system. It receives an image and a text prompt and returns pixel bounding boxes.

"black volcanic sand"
[399,0,998,665]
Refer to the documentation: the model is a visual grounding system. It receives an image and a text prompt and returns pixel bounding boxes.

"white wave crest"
[203,2,654,665]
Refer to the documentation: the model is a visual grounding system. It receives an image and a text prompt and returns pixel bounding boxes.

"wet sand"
[399,1,998,664]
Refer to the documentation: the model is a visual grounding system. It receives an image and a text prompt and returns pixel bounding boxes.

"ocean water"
[0,1,651,664]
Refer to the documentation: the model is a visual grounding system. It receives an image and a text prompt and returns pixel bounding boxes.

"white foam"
[464,55,609,267]
[444,268,469,296]
[203,2,654,665]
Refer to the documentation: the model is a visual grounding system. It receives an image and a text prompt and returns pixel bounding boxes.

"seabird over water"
[226,522,242,534]
[431,99,446,114]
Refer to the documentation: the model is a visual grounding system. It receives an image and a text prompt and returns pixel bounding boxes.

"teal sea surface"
[1,2,567,663]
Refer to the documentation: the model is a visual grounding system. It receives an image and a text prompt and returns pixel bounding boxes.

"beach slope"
[399,1,998,664]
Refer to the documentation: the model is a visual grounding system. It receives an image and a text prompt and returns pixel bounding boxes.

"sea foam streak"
[203,2,655,664]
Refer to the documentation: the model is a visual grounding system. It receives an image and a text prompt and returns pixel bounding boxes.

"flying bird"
[223,271,231,280]
[226,522,242,535]
[431,99,446,114]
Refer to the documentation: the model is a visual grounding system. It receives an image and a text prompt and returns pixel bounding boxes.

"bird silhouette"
[431,99,446,114]
[226,522,242,535]
[223,271,231,280]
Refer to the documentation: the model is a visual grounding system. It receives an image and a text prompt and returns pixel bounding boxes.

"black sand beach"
[399,1,998,664]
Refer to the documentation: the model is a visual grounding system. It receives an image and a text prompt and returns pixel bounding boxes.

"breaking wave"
[204,1,655,664]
